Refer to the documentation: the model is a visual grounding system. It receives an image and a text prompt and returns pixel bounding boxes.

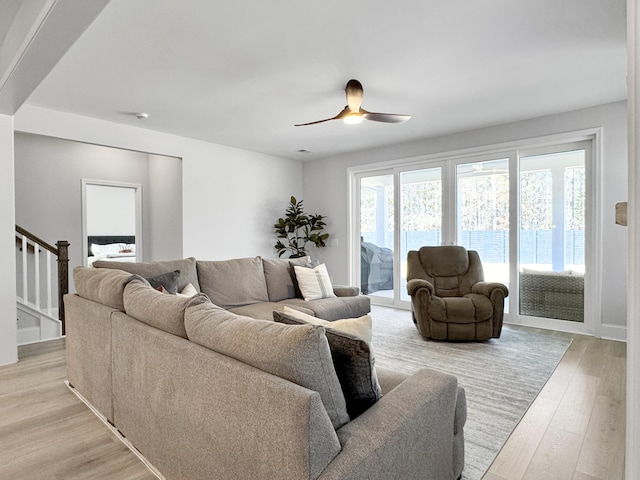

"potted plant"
[274,196,329,258]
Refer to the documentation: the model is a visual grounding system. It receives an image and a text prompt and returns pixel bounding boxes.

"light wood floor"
[0,331,626,480]
[0,338,156,480]
[483,333,626,480]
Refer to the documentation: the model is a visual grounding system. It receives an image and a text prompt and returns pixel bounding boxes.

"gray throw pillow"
[146,270,180,294]
[273,310,382,419]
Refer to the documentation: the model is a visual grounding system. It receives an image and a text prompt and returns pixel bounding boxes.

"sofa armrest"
[319,368,463,480]
[332,285,360,297]
[472,281,508,298]
[407,278,434,297]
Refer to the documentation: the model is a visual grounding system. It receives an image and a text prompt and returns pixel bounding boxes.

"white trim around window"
[348,128,603,337]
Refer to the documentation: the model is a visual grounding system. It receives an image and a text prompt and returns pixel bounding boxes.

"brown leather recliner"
[407,246,508,341]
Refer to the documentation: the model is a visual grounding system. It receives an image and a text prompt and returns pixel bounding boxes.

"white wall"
[0,114,17,365]
[626,0,639,475]
[14,105,303,261]
[148,154,183,260]
[303,101,628,334]
[14,133,156,290]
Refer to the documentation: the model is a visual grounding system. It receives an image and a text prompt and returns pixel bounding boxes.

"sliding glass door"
[351,136,594,333]
[455,158,510,296]
[399,167,443,301]
[518,145,587,325]
[359,173,395,302]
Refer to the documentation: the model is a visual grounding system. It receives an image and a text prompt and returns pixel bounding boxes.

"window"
[351,135,595,334]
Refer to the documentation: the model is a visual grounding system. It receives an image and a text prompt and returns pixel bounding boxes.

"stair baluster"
[15,225,69,341]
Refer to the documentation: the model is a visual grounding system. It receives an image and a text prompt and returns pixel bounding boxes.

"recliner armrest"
[407,278,434,297]
[332,285,360,297]
[472,281,509,298]
[319,368,463,480]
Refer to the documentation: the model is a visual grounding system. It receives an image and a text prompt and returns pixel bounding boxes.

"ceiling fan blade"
[295,107,349,126]
[345,79,364,112]
[361,110,411,123]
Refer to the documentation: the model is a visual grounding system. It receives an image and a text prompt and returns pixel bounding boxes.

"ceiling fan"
[295,79,411,126]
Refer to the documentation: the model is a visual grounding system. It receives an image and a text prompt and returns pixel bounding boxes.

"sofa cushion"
[262,256,310,302]
[197,257,269,309]
[228,302,314,321]
[185,300,350,429]
[123,277,209,338]
[274,309,382,419]
[93,257,200,292]
[294,264,337,301]
[73,266,133,311]
[281,295,371,321]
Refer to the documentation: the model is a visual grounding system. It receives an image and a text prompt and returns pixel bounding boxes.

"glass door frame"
[351,167,399,307]
[348,130,601,336]
[514,140,597,335]
[450,151,517,322]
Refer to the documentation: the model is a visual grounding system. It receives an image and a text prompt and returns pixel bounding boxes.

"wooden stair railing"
[15,225,69,335]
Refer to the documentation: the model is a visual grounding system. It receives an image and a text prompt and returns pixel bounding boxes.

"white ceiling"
[21,0,627,160]
[0,0,21,45]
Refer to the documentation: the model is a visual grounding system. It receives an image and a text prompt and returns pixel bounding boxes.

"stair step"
[17,326,41,345]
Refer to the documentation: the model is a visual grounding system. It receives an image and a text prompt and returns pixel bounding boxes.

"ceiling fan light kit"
[295,79,411,127]
[343,112,363,124]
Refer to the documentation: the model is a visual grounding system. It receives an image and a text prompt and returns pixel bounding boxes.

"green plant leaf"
[274,195,330,258]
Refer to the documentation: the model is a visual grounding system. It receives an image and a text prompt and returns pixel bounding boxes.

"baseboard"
[65,381,165,480]
[598,323,627,342]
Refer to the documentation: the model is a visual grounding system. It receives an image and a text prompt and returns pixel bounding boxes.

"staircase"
[15,225,69,345]
[16,302,61,345]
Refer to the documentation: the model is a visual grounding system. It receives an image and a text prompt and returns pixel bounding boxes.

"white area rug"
[370,305,574,480]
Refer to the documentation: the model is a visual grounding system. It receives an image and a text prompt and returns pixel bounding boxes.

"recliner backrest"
[407,246,484,297]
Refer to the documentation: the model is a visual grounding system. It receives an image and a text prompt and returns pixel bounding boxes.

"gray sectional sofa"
[92,256,371,321]
[66,257,467,480]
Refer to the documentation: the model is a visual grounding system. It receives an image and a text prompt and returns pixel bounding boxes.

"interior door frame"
[81,179,143,266]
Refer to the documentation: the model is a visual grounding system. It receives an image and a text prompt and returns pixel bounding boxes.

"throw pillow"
[185,301,350,429]
[146,270,181,294]
[274,309,382,419]
[282,306,372,343]
[178,283,198,297]
[293,264,336,301]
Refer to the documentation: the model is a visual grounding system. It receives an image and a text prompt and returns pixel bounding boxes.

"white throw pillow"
[283,306,372,344]
[293,264,336,301]
[178,283,198,298]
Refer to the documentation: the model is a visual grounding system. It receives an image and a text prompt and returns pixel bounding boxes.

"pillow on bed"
[91,243,125,257]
